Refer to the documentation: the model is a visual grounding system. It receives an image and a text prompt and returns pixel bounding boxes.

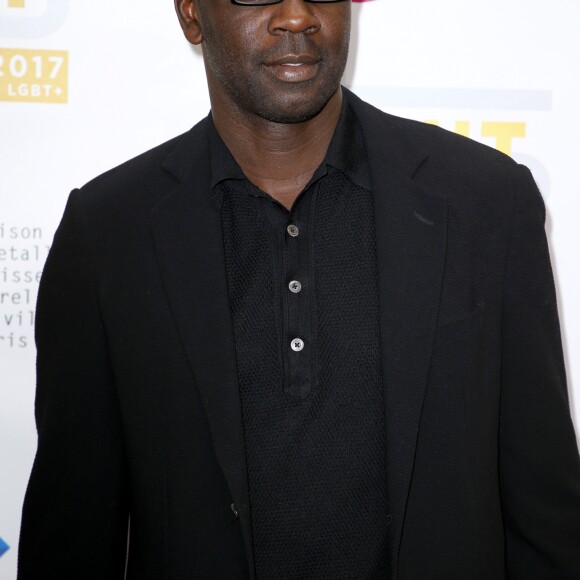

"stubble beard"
[202,30,350,125]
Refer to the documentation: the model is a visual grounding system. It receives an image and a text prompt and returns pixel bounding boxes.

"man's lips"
[266,54,321,66]
[264,54,321,82]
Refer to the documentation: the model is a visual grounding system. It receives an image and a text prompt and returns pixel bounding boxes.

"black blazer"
[18,89,580,579]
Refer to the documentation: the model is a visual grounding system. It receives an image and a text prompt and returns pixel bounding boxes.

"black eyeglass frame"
[231,0,347,6]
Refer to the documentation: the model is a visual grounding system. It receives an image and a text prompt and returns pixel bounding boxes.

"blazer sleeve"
[18,190,129,579]
[499,165,580,578]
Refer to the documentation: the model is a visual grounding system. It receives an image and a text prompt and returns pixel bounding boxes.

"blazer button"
[230,503,239,519]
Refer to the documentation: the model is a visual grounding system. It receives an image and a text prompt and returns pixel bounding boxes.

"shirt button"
[288,280,302,293]
[291,338,304,352]
[287,224,299,237]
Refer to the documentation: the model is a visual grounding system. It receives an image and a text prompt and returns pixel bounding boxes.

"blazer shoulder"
[348,88,517,173]
[346,89,533,209]
[77,115,211,213]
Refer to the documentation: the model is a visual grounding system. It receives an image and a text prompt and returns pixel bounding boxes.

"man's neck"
[210,88,343,210]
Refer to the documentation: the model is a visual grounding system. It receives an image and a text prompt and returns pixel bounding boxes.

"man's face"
[178,0,351,124]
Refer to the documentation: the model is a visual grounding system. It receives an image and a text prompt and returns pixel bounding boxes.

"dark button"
[230,503,239,518]
[287,224,299,237]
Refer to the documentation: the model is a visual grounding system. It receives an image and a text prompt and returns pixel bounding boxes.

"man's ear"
[174,0,204,45]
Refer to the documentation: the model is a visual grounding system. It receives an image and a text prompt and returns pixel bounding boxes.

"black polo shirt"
[209,95,389,579]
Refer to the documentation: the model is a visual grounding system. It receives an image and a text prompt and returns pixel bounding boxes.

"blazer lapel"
[351,91,449,577]
[375,169,448,578]
[151,119,255,578]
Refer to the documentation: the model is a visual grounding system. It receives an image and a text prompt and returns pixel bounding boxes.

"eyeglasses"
[232,0,347,6]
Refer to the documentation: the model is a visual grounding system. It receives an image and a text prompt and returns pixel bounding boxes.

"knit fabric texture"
[220,163,389,578]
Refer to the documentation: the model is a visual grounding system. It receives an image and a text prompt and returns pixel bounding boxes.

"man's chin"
[250,85,339,125]
[257,108,324,125]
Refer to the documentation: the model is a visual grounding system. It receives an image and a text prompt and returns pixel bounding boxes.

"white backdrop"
[1,1,579,577]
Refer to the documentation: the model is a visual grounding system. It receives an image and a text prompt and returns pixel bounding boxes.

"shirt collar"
[208,88,372,192]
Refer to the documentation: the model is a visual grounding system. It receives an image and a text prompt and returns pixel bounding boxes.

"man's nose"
[268,0,321,35]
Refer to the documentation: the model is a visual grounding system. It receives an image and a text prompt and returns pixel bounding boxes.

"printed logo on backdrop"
[350,85,553,197]
[0,0,69,38]
[0,0,69,103]
[0,537,9,558]
[1,223,48,349]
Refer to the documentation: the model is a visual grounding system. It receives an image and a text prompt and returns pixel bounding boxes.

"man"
[18,0,580,578]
